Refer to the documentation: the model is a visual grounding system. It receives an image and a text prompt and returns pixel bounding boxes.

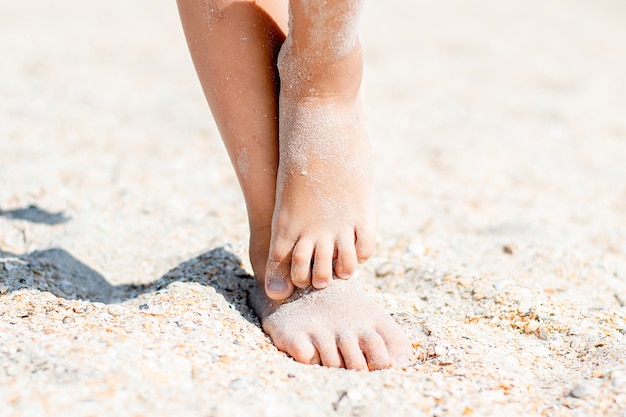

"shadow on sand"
[0,246,257,322]
[0,204,257,322]
[0,205,71,225]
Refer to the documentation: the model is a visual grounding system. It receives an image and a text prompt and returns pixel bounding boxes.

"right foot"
[264,39,378,300]
[248,35,413,371]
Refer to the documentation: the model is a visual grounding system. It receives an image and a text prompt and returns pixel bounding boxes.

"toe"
[312,332,344,368]
[334,234,358,279]
[265,238,296,300]
[274,332,319,365]
[312,240,334,289]
[337,332,368,371]
[265,263,295,300]
[291,238,314,288]
[377,322,412,367]
[355,224,376,264]
[359,330,391,370]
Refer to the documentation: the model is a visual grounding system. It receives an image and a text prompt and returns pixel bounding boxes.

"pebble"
[569,337,587,350]
[407,241,425,256]
[375,262,395,278]
[494,280,514,291]
[3,262,19,272]
[144,305,167,316]
[434,345,448,357]
[608,370,626,391]
[518,299,533,315]
[612,376,626,392]
[525,320,540,334]
[107,305,127,317]
[228,378,248,390]
[346,388,363,402]
[0,285,9,294]
[457,277,472,287]
[570,383,594,398]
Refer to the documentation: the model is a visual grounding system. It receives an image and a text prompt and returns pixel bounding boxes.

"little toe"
[377,323,412,367]
[337,332,368,371]
[312,333,344,368]
[291,239,315,288]
[312,241,334,289]
[334,236,358,279]
[360,330,391,370]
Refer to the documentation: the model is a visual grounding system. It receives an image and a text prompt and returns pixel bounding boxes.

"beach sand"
[1,0,626,415]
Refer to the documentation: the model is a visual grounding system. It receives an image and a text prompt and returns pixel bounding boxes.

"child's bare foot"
[254,4,413,368]
[249,223,412,371]
[264,34,377,300]
[250,278,411,370]
[179,0,411,370]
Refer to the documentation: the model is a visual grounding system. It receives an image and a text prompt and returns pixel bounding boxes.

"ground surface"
[1,0,626,416]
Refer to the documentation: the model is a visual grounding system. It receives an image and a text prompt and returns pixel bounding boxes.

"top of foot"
[250,278,413,371]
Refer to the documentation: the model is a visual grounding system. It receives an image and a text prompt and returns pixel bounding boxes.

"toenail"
[314,279,331,289]
[268,278,288,293]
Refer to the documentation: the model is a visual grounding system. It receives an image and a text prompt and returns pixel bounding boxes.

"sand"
[1,0,626,416]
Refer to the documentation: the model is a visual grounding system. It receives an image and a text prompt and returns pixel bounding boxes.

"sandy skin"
[177,0,412,370]
[250,279,411,369]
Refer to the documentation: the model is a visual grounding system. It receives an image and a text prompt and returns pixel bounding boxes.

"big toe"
[265,260,295,300]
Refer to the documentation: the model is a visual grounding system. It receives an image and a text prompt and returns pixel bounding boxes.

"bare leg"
[177,0,287,282]
[178,0,411,370]
[257,0,411,369]
[263,0,377,298]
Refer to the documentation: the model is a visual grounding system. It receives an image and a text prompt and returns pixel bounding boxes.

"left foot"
[250,278,412,370]
[251,35,413,370]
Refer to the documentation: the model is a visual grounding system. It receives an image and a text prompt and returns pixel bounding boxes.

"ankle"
[277,39,363,101]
